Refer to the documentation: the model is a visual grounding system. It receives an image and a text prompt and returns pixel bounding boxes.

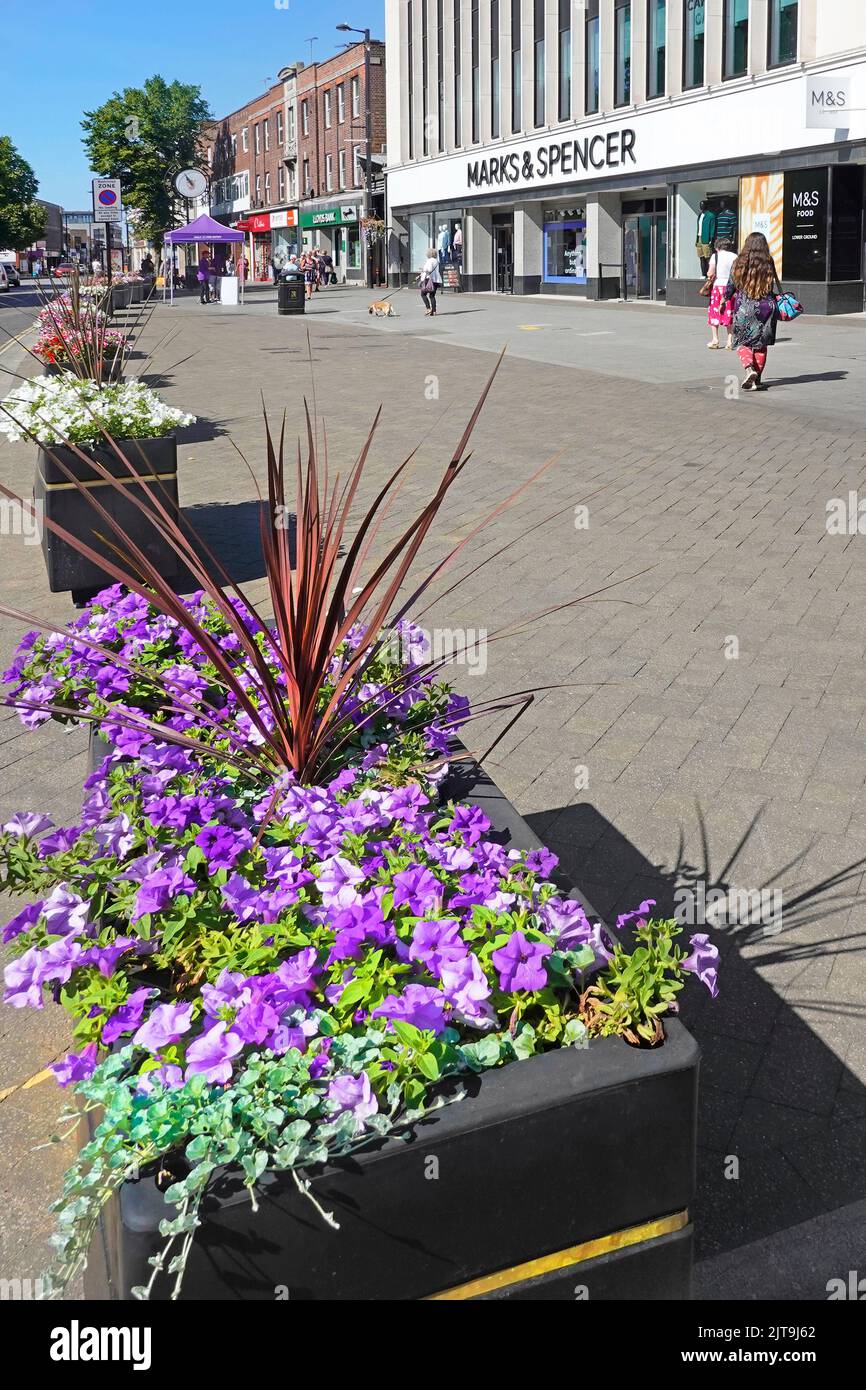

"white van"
[0,264,8,292]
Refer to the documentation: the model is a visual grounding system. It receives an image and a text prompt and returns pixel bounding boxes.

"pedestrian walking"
[419,248,442,316]
[302,253,315,301]
[722,232,782,392]
[197,251,212,305]
[704,236,737,351]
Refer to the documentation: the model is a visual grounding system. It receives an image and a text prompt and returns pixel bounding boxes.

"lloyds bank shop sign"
[467,127,637,191]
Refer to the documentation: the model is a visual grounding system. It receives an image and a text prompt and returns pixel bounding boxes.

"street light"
[336,22,374,289]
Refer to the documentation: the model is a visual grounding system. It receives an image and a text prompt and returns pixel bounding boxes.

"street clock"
[173,168,209,199]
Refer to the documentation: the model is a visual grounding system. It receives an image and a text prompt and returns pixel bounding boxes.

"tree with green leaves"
[81,76,212,244]
[0,136,46,250]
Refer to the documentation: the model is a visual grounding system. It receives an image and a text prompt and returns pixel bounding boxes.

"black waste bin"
[278,278,305,314]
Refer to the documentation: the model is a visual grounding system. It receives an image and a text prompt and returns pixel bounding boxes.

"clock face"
[175,168,208,198]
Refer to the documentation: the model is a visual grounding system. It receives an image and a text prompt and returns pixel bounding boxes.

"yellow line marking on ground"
[517,324,545,331]
[0,1065,57,1103]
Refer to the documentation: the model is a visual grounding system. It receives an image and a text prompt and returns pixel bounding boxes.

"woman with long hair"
[722,232,781,391]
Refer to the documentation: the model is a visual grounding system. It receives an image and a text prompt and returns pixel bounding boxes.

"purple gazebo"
[163,214,246,305]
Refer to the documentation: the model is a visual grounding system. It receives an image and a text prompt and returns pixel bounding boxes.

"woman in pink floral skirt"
[706,236,737,350]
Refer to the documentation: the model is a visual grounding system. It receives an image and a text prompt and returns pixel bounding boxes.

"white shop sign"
[388,65,866,209]
[805,72,853,128]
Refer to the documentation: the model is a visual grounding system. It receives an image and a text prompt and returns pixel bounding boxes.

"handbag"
[698,279,713,297]
[420,275,437,294]
[775,291,804,321]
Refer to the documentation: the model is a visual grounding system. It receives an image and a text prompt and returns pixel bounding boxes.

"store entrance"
[623,213,667,301]
[493,218,514,293]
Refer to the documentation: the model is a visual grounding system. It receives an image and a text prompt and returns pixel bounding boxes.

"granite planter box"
[35,436,181,603]
[83,748,699,1302]
[110,284,133,313]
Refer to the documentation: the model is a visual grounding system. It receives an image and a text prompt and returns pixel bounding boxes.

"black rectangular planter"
[35,436,181,599]
[83,747,699,1301]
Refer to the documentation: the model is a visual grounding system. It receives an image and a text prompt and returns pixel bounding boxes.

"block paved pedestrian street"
[1,283,865,1298]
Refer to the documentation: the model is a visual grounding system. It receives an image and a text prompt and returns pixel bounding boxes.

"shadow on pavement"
[179,500,296,584]
[524,799,866,1264]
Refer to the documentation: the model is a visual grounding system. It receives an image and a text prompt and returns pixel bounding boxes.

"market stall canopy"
[164,214,245,244]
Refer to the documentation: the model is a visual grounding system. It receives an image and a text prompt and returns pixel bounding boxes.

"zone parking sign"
[92,178,123,223]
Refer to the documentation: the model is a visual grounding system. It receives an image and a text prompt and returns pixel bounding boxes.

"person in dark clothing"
[197,252,212,304]
[696,201,717,277]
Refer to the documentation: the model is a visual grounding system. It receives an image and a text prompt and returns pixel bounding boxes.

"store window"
[558,0,571,122]
[533,0,545,127]
[347,225,362,271]
[615,2,631,107]
[683,0,705,90]
[491,0,500,138]
[768,0,798,67]
[586,2,600,114]
[543,208,587,285]
[647,0,666,99]
[511,0,521,132]
[410,211,433,270]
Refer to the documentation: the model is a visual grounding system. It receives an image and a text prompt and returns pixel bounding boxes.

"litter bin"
[278,278,305,315]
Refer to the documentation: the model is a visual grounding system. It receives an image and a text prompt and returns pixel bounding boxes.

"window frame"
[722,0,749,80]
[767,0,798,69]
[682,0,706,91]
[614,1,632,108]
[585,2,600,115]
[646,0,666,100]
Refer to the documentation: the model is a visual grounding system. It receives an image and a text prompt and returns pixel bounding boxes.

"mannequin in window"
[437,223,451,266]
[452,222,463,266]
[696,201,717,276]
[715,198,738,246]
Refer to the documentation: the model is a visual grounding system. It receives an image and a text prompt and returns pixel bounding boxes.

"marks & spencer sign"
[468,128,636,191]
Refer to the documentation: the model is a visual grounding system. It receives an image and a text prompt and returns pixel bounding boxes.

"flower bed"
[0,380,716,1299]
[0,376,193,446]
[2,587,715,1299]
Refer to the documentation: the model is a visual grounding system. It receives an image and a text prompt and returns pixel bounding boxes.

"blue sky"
[0,0,384,209]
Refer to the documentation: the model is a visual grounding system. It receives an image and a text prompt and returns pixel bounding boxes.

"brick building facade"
[296,39,387,283]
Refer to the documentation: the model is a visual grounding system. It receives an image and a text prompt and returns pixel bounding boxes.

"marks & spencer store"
[387,59,866,314]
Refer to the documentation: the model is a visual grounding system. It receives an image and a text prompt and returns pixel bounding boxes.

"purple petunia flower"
[408,919,466,977]
[373,983,449,1035]
[449,804,490,846]
[682,933,720,998]
[185,1022,244,1084]
[491,932,550,993]
[51,1043,99,1088]
[439,952,496,1030]
[133,1001,194,1053]
[525,847,559,878]
[391,866,442,916]
[135,1064,184,1095]
[1,900,43,944]
[315,855,366,909]
[3,811,53,839]
[132,862,196,922]
[324,1072,379,1134]
[195,824,252,871]
[42,886,91,937]
[102,987,159,1043]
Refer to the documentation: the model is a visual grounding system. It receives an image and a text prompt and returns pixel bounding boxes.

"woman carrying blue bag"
[723,232,803,392]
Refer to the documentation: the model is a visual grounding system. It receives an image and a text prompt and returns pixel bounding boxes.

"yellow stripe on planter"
[36,470,178,492]
[425,1209,689,1300]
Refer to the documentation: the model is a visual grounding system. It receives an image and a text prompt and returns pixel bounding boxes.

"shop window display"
[543,209,587,285]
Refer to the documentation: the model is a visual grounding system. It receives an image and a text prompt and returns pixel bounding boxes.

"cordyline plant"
[0,351,634,786]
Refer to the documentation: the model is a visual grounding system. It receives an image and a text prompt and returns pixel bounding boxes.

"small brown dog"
[368,300,396,317]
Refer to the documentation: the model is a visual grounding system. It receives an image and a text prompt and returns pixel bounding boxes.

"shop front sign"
[782,168,829,281]
[468,130,636,191]
[805,72,852,129]
[270,209,299,229]
[300,205,359,229]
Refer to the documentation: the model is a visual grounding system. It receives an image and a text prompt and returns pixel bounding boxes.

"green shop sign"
[300,205,359,229]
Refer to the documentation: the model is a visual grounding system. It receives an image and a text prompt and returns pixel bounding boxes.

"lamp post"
[336,22,374,289]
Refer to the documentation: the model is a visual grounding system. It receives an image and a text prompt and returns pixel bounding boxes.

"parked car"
[52,262,80,277]
[0,261,20,287]
[0,264,8,293]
